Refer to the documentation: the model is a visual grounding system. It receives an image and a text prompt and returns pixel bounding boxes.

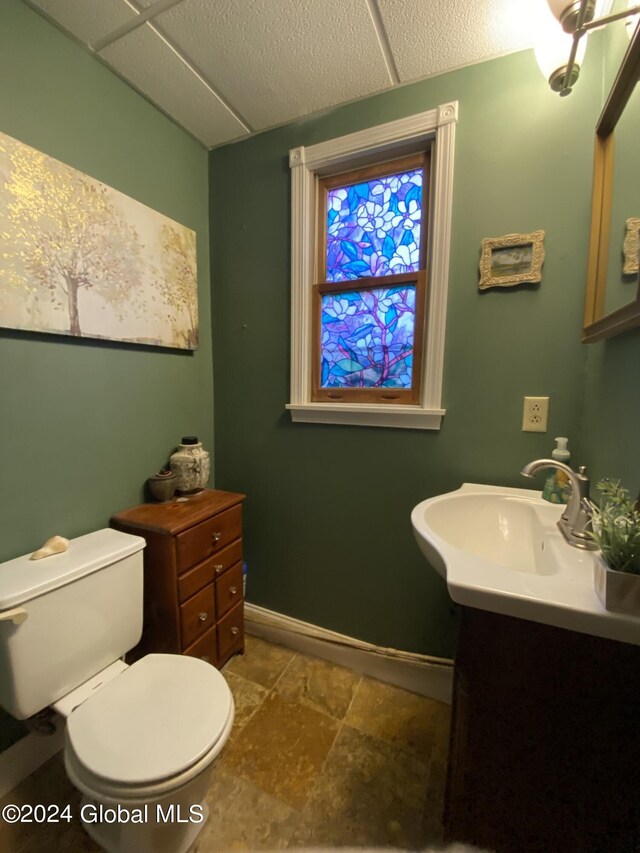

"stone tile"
[425,753,449,808]
[0,753,99,853]
[273,653,361,720]
[422,753,448,845]
[421,805,446,848]
[292,723,429,849]
[0,660,451,852]
[345,676,450,764]
[221,691,339,811]
[225,636,296,689]
[434,694,451,756]
[193,766,302,851]
[224,671,268,732]
[423,692,450,842]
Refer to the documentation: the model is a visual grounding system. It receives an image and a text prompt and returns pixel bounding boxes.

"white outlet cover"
[522,396,549,432]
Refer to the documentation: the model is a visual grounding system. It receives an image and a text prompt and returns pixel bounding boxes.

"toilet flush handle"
[0,607,28,625]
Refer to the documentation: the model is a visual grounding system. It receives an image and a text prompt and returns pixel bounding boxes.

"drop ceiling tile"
[28,0,138,45]
[378,0,537,83]
[99,24,247,147]
[153,0,391,130]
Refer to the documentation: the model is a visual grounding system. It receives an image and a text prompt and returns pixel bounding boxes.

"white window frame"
[286,101,458,430]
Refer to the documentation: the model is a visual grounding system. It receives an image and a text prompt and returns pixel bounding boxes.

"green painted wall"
[210,49,604,659]
[0,0,211,747]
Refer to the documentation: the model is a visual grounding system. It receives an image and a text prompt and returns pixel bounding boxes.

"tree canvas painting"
[0,131,198,349]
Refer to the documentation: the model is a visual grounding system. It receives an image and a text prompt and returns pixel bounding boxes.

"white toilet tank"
[0,529,145,720]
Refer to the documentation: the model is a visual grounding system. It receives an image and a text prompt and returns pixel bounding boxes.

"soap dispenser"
[542,437,571,504]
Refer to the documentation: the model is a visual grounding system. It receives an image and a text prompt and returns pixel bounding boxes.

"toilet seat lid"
[66,654,233,786]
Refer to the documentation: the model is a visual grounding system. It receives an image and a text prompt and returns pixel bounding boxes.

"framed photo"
[479,230,545,290]
[622,217,640,275]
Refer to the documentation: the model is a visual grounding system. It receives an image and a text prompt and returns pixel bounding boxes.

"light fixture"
[547,0,597,33]
[535,3,587,95]
[537,0,640,95]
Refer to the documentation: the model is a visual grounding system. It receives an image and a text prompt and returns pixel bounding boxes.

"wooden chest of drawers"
[111,489,245,668]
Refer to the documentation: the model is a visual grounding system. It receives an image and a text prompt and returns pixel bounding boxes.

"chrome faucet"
[520,459,598,550]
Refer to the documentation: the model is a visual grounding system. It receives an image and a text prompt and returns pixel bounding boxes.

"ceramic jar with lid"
[147,469,177,502]
[169,436,210,494]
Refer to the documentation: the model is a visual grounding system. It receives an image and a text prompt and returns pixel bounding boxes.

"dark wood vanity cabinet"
[445,607,640,853]
[111,489,245,668]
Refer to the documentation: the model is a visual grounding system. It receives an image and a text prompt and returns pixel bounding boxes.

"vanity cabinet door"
[446,606,640,852]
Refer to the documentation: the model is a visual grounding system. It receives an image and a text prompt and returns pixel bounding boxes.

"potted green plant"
[589,479,640,614]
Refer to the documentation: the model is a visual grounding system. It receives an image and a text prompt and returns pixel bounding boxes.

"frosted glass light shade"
[534,28,587,80]
[535,2,587,93]
[547,0,596,32]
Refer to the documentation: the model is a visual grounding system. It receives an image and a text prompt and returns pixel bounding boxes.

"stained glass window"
[320,285,415,388]
[313,152,428,404]
[326,169,423,282]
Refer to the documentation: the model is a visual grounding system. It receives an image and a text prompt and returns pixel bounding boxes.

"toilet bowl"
[57,654,234,853]
[0,529,235,853]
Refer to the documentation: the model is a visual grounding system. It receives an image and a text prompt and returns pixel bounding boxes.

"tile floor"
[0,636,451,851]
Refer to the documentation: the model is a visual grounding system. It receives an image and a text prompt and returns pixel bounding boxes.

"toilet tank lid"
[0,529,145,610]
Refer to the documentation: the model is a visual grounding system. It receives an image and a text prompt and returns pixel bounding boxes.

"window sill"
[286,403,444,430]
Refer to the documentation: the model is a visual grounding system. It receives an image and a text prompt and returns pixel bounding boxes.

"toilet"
[0,528,234,853]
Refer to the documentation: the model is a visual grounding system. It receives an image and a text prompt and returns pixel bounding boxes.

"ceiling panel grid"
[25,0,539,148]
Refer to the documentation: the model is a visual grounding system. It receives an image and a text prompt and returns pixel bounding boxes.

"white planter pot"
[593,553,640,615]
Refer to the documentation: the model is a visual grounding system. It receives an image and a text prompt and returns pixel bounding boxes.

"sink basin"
[412,483,640,645]
[413,488,565,578]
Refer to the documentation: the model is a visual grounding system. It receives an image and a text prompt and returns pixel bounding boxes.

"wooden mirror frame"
[583,23,640,342]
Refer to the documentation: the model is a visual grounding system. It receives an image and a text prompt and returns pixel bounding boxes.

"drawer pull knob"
[211,532,222,543]
[230,626,239,636]
[198,612,208,622]
[229,586,238,595]
[214,564,224,574]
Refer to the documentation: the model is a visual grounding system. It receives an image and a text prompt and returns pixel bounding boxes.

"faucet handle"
[577,465,590,485]
[575,466,591,501]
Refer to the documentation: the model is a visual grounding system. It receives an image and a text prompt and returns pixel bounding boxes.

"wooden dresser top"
[111,488,245,536]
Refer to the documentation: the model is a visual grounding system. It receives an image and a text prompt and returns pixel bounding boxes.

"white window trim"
[286,101,458,430]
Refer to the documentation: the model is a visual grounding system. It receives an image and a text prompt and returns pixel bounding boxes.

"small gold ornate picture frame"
[622,217,640,275]
[479,230,545,290]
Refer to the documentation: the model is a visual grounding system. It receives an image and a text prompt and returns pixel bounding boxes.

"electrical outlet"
[522,396,549,432]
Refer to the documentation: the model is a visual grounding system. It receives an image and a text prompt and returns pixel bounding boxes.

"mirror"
[605,81,640,314]
[583,19,640,342]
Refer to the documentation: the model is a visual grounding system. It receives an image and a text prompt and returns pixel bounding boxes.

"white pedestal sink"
[411,483,640,645]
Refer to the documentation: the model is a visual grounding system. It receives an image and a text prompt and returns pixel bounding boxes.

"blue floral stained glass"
[320,285,415,388]
[326,169,423,282]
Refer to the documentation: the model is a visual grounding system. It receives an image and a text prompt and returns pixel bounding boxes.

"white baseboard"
[0,719,64,798]
[244,603,454,705]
